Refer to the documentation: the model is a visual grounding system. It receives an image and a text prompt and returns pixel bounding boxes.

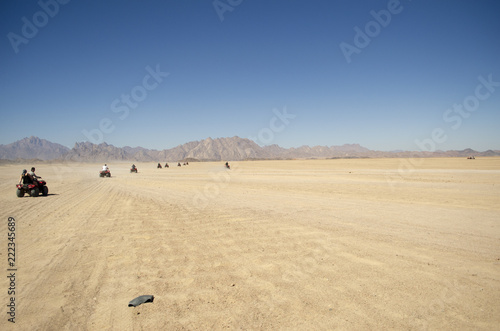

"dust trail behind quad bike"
[0,159,499,330]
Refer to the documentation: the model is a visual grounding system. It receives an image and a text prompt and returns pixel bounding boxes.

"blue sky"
[1,0,499,151]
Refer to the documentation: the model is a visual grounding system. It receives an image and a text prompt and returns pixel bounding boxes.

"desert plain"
[0,157,499,330]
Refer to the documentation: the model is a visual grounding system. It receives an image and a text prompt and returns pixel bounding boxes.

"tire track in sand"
[14,178,133,330]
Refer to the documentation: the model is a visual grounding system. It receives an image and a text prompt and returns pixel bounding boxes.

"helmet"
[31,167,35,171]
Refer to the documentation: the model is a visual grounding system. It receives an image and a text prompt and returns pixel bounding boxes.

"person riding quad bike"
[29,167,41,181]
[17,169,48,197]
[99,164,111,177]
[19,169,34,185]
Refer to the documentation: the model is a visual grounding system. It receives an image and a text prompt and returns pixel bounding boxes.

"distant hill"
[0,136,70,160]
[267,143,372,159]
[63,142,130,162]
[62,137,381,162]
[1,136,499,162]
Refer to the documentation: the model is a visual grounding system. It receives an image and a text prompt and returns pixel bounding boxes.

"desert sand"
[0,158,499,330]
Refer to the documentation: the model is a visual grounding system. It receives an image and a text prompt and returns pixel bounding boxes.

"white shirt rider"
[102,164,109,171]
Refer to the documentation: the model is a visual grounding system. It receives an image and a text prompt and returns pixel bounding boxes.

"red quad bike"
[16,178,48,198]
[99,170,111,177]
[130,167,138,173]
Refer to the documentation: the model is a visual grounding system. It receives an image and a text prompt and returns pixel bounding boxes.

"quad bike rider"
[131,164,138,173]
[29,167,40,181]
[225,162,230,169]
[16,168,48,197]
[18,169,33,186]
[100,164,111,177]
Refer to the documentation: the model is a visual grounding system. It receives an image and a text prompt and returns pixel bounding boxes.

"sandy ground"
[0,157,499,330]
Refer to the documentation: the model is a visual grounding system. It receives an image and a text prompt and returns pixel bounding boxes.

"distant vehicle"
[131,165,138,173]
[99,169,111,177]
[16,178,48,197]
[225,162,230,169]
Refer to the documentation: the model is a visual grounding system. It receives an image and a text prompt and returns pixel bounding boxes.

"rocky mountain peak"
[1,136,498,161]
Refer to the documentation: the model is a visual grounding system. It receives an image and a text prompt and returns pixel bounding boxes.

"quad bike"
[130,167,138,173]
[16,179,48,197]
[99,170,111,177]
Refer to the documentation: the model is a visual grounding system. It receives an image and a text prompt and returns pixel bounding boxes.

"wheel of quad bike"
[16,189,24,198]
[107,173,111,177]
[31,187,39,197]
[42,186,48,196]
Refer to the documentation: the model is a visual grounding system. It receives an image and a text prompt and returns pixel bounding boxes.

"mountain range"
[0,136,498,162]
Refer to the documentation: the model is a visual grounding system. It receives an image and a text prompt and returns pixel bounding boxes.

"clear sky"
[1,0,499,151]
